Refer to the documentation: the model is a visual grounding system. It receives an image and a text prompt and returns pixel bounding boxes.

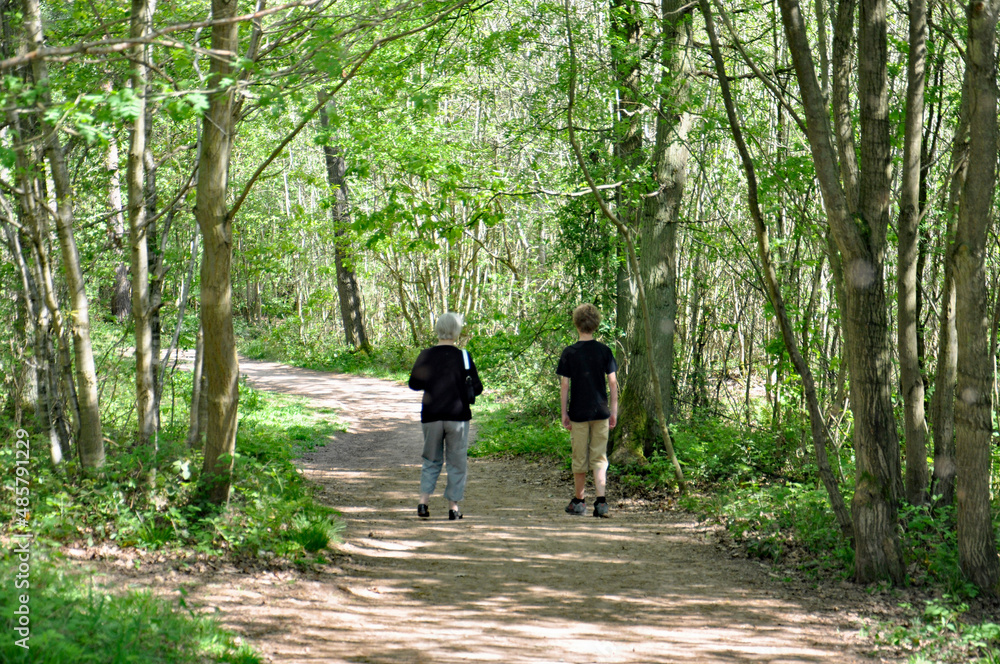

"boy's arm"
[560,376,571,430]
[608,371,618,429]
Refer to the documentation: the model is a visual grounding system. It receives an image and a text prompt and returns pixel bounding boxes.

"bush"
[899,502,982,597]
[697,481,854,572]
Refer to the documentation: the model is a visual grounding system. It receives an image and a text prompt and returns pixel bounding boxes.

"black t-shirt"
[556,340,618,422]
[408,345,484,423]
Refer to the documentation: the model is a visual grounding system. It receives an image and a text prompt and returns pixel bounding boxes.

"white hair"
[434,312,464,341]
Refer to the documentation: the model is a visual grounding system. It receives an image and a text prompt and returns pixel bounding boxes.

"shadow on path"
[173,358,881,664]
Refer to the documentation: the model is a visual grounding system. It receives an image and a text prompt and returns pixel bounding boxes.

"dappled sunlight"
[168,359,877,663]
[180,456,872,662]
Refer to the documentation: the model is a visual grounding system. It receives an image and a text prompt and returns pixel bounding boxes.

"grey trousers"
[420,420,470,502]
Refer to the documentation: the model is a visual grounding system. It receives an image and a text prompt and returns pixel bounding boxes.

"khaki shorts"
[570,419,610,474]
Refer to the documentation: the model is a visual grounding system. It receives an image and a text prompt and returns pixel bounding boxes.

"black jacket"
[408,345,484,423]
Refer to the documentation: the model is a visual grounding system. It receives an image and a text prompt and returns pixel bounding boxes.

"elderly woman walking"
[408,312,483,520]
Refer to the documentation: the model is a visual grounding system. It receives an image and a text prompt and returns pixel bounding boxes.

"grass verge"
[0,555,260,664]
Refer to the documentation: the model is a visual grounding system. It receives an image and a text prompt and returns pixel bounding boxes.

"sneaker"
[449,509,463,520]
[565,499,585,515]
[417,503,429,518]
[593,501,609,518]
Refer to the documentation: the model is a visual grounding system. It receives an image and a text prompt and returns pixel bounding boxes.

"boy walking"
[556,304,618,517]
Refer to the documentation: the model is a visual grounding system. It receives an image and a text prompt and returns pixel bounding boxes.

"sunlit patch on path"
[164,359,877,663]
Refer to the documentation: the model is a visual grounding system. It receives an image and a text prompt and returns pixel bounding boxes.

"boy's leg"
[589,419,610,497]
[570,421,590,498]
[567,421,590,512]
[594,466,607,497]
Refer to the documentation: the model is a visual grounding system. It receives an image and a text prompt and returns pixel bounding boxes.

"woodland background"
[1,0,1000,662]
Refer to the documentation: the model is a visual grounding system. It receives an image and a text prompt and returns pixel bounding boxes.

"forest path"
[181,358,882,663]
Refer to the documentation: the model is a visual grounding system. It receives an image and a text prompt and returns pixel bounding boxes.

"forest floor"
[88,358,904,663]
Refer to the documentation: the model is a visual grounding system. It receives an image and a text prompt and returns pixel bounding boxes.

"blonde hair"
[434,312,464,340]
[572,304,601,334]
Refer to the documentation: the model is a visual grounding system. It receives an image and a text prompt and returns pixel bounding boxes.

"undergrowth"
[0,556,260,664]
[865,595,1000,664]
[240,319,417,381]
[1,377,345,561]
[470,400,569,462]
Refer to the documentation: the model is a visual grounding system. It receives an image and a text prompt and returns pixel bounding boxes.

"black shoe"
[417,504,429,518]
[449,509,463,520]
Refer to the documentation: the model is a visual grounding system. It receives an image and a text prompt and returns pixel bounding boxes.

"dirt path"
[110,359,888,663]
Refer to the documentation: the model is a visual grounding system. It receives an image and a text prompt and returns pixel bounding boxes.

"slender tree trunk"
[147,112,164,422]
[897,0,928,505]
[953,0,1000,595]
[318,96,370,352]
[128,0,157,449]
[104,109,132,322]
[195,0,240,504]
[186,323,205,449]
[22,0,104,469]
[2,218,69,463]
[778,0,903,584]
[931,72,969,507]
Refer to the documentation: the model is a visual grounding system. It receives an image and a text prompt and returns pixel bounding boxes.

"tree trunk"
[831,0,859,212]
[128,0,157,449]
[22,0,104,469]
[953,0,1000,595]
[103,108,132,322]
[2,217,69,463]
[195,0,240,504]
[778,0,903,584]
[897,0,928,505]
[147,110,164,423]
[616,0,691,459]
[186,323,205,449]
[931,71,969,507]
[318,96,370,352]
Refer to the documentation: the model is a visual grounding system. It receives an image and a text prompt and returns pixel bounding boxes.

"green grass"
[470,398,570,462]
[1,378,346,561]
[240,319,417,381]
[0,556,260,664]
